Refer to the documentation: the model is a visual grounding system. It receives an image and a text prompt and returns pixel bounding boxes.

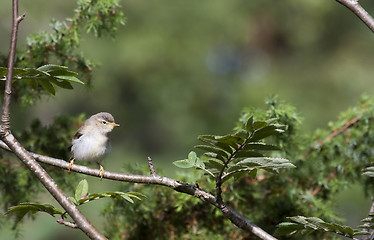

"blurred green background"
[1,0,374,239]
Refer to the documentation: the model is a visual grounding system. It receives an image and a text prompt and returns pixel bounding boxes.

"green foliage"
[5,179,143,225]
[102,165,250,240]
[0,0,125,105]
[275,216,369,238]
[5,203,64,222]
[70,179,145,206]
[174,116,295,185]
[0,64,83,95]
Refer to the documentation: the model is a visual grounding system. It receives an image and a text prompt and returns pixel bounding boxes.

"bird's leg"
[68,158,75,172]
[98,163,104,180]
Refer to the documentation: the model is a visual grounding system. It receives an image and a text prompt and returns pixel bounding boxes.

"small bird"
[68,112,120,179]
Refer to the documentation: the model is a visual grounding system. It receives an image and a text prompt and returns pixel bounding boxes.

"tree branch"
[0,1,106,239]
[336,0,374,33]
[0,140,277,240]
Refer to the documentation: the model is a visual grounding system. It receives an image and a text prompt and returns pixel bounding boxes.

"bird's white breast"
[71,132,110,162]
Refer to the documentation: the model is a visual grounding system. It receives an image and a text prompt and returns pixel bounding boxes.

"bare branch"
[336,0,374,33]
[0,140,277,240]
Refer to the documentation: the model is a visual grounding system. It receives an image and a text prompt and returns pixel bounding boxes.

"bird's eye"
[102,121,107,125]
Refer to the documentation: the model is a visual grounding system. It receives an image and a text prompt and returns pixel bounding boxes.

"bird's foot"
[68,158,75,172]
[98,165,104,180]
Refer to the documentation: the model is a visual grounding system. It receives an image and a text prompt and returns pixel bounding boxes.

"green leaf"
[194,156,205,169]
[234,150,263,159]
[75,179,89,201]
[188,151,197,162]
[37,64,68,72]
[55,75,84,84]
[244,116,254,132]
[49,78,74,89]
[274,222,304,236]
[5,202,64,221]
[78,191,146,205]
[198,135,236,153]
[205,159,225,172]
[276,216,361,238]
[243,142,280,151]
[253,121,268,130]
[173,159,195,168]
[195,145,229,159]
[363,167,374,177]
[38,79,56,95]
[222,166,249,183]
[237,157,295,172]
[250,125,284,142]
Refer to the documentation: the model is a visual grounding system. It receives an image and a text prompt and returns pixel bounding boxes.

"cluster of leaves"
[0,64,84,95]
[1,0,125,105]
[102,96,374,240]
[174,116,295,191]
[5,179,144,224]
[275,216,368,238]
[102,165,248,240]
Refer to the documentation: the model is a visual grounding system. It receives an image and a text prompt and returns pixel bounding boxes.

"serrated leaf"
[198,135,235,153]
[243,142,280,151]
[237,157,295,172]
[195,145,229,159]
[75,179,89,201]
[253,121,268,130]
[37,64,68,72]
[49,78,74,89]
[203,152,226,162]
[222,165,247,182]
[234,150,263,159]
[38,79,56,95]
[250,125,283,142]
[274,222,304,236]
[205,159,224,172]
[363,167,374,177]
[48,69,78,77]
[56,75,84,84]
[233,130,249,140]
[279,216,361,238]
[245,116,254,132]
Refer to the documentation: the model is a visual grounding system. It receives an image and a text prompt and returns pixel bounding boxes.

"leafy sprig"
[275,216,369,238]
[0,64,84,95]
[174,116,295,184]
[5,179,145,222]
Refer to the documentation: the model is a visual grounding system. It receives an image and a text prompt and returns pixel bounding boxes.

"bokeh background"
[1,0,374,239]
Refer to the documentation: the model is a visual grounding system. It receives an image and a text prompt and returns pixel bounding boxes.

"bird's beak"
[109,123,120,127]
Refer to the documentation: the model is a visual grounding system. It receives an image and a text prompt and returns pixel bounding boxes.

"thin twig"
[336,0,374,33]
[303,115,361,160]
[57,217,78,229]
[147,156,156,176]
[0,140,277,240]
